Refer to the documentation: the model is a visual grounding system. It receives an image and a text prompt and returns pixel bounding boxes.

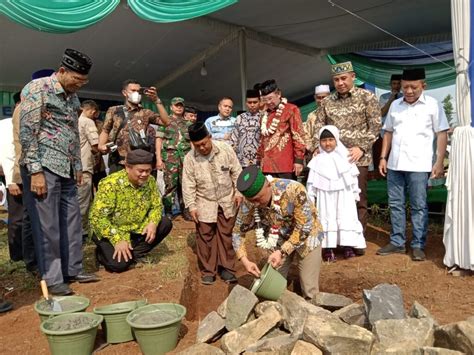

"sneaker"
[323,248,336,262]
[201,275,216,285]
[220,270,237,283]
[376,243,406,256]
[0,300,13,313]
[48,283,74,296]
[412,248,426,261]
[344,247,356,259]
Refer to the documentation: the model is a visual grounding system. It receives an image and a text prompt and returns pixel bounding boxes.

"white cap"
[315,84,330,94]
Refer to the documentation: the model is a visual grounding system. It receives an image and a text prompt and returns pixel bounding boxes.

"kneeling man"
[90,149,172,272]
[233,165,323,299]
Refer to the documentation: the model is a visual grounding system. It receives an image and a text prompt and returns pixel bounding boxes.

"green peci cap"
[237,165,266,198]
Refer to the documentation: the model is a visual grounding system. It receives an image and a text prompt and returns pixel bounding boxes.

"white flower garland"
[260,98,288,136]
[254,208,279,249]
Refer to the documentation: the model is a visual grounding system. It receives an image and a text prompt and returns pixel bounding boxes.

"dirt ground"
[0,216,473,354]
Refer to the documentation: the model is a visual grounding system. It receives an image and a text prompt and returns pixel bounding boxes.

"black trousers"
[6,189,37,270]
[93,216,172,273]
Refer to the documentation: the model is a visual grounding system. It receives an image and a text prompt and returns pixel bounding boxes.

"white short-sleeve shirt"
[383,94,449,172]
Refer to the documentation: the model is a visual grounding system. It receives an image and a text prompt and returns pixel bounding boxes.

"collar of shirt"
[50,73,66,96]
[125,103,143,112]
[335,85,356,100]
[217,114,230,121]
[400,93,427,106]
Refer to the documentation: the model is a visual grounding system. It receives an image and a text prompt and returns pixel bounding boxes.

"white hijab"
[307,125,360,193]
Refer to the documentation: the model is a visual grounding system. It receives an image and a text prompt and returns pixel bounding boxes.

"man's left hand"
[76,171,83,186]
[268,250,284,269]
[293,163,304,176]
[145,87,159,103]
[8,183,22,196]
[348,146,364,163]
[431,162,444,179]
[234,195,243,208]
[142,222,157,243]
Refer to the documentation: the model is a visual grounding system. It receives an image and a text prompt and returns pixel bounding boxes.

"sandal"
[344,247,356,259]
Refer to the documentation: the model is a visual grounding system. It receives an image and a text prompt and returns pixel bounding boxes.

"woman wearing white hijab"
[307,125,366,261]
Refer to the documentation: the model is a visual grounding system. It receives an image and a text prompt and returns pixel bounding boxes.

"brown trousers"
[357,166,369,234]
[196,208,236,277]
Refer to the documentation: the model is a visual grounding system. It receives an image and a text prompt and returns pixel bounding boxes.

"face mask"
[128,91,141,104]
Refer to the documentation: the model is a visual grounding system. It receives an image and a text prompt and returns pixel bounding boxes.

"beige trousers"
[77,172,93,236]
[278,245,322,299]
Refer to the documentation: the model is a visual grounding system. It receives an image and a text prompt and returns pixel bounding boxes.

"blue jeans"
[387,170,429,249]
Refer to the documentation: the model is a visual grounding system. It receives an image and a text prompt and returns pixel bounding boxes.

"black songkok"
[259,79,278,95]
[185,106,196,114]
[402,68,425,81]
[188,122,210,142]
[390,74,402,81]
[246,89,260,99]
[126,149,154,165]
[61,48,92,75]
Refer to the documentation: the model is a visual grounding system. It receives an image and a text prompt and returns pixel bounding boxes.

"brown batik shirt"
[102,104,164,159]
[314,86,382,167]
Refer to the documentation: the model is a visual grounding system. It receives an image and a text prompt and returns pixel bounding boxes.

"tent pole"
[239,29,247,111]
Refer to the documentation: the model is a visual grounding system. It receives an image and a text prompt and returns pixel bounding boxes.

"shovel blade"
[49,298,62,312]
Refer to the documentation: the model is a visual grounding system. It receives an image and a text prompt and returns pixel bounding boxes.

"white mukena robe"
[306,125,366,249]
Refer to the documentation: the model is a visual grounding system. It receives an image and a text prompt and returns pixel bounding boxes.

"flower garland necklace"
[260,98,287,136]
[254,180,282,249]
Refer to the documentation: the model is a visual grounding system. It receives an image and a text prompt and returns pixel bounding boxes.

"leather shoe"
[65,272,100,284]
[220,270,237,283]
[412,248,426,261]
[201,275,216,285]
[0,300,13,313]
[376,243,406,256]
[48,283,73,296]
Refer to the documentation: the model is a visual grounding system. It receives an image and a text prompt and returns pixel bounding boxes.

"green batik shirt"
[156,117,191,159]
[89,169,163,246]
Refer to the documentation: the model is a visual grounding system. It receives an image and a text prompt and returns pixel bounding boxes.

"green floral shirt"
[89,169,162,246]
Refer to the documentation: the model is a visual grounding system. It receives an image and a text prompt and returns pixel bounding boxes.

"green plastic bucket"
[40,312,103,355]
[126,303,186,355]
[34,296,90,322]
[93,299,147,344]
[250,263,287,301]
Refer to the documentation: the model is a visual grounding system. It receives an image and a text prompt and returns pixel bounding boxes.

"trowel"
[40,280,62,312]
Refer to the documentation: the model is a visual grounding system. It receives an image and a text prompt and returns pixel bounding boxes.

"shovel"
[40,280,62,312]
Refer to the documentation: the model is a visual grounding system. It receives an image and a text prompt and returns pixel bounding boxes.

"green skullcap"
[237,165,266,198]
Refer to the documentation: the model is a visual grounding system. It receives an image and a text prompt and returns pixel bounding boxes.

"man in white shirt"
[204,97,236,146]
[377,68,449,261]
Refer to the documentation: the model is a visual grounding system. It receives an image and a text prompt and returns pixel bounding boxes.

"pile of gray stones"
[177,283,474,354]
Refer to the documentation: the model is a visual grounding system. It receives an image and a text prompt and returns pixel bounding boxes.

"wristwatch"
[380,157,387,160]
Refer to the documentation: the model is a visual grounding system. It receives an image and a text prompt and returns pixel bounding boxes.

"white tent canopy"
[0,0,451,110]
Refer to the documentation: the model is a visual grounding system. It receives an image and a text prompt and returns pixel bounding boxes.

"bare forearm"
[156,101,170,126]
[380,131,393,158]
[99,131,109,146]
[435,131,448,164]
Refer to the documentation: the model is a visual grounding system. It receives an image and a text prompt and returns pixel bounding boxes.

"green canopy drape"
[128,0,237,23]
[328,54,456,90]
[0,0,119,33]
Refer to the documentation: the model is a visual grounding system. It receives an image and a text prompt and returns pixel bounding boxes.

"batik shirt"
[102,104,164,159]
[89,169,162,246]
[304,106,320,153]
[19,73,82,178]
[232,178,323,259]
[205,114,236,145]
[230,111,261,167]
[156,116,192,159]
[314,86,382,166]
[257,102,306,173]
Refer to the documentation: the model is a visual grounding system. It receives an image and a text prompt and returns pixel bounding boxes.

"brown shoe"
[412,248,426,261]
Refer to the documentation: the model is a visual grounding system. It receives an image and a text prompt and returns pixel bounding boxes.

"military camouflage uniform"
[156,117,192,212]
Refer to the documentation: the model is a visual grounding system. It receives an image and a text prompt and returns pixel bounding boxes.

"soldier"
[156,97,192,219]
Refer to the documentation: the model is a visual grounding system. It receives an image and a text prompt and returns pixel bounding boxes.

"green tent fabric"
[328,54,456,90]
[127,0,238,23]
[368,179,447,205]
[0,0,119,33]
[0,91,15,108]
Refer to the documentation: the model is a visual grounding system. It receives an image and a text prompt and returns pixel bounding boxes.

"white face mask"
[127,91,141,104]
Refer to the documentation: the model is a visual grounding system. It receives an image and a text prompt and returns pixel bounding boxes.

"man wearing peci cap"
[233,165,323,300]
[19,49,99,295]
[89,149,172,272]
[182,122,242,285]
[156,97,192,219]
[184,106,198,123]
[378,68,448,261]
[305,84,331,153]
[314,62,382,254]
[257,79,307,179]
[230,89,261,168]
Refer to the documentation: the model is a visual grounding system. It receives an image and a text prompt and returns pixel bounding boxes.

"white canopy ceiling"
[0,0,451,110]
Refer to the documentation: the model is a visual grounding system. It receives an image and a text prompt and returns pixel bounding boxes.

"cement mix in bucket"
[46,315,97,331]
[37,298,84,312]
[132,310,179,325]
